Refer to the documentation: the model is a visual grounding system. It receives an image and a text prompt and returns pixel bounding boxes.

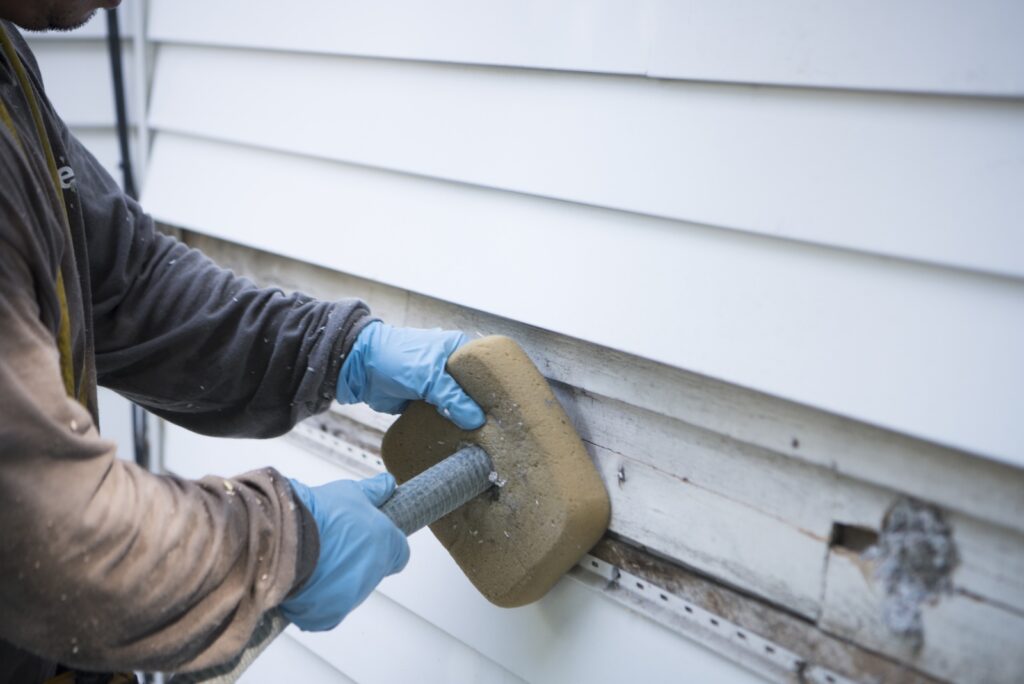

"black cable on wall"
[105,8,150,471]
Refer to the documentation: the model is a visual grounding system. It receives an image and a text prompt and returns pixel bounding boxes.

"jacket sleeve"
[0,151,318,672]
[66,130,372,437]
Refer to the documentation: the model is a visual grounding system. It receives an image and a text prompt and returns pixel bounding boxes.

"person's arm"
[70,133,370,437]
[0,161,317,672]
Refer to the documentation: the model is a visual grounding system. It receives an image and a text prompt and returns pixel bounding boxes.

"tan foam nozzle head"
[381,335,611,607]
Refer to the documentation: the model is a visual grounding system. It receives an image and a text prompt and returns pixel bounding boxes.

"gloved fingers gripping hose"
[281,473,410,632]
[337,322,486,430]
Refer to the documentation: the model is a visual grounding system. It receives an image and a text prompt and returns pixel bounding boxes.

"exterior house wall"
[28,2,1024,682]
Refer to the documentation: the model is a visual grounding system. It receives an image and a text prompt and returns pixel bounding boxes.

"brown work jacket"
[0,21,371,679]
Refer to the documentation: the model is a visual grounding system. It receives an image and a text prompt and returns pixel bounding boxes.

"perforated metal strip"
[573,555,860,684]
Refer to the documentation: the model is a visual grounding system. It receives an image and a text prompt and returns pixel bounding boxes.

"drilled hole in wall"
[736,632,746,640]
[830,522,879,552]
[636,582,644,590]
[684,606,693,614]
[710,618,719,627]
[765,646,775,654]
[659,594,668,601]
[591,560,599,568]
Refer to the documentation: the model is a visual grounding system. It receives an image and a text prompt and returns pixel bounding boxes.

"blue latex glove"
[338,321,486,430]
[281,473,409,631]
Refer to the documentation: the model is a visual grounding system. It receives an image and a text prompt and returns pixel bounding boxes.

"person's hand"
[337,322,486,430]
[281,473,409,631]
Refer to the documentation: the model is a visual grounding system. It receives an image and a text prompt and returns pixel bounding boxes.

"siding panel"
[149,0,654,77]
[148,0,1024,96]
[142,134,1024,465]
[146,44,1024,278]
[650,0,1024,96]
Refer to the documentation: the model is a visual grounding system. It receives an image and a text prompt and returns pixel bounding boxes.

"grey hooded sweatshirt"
[0,20,372,680]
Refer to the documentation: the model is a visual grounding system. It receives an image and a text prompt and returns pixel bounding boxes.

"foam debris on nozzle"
[381,335,611,607]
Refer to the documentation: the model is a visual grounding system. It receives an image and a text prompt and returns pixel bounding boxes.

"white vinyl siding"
[149,0,1024,97]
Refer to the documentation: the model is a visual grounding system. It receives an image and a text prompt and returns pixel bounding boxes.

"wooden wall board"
[595,539,939,684]
[146,44,1024,279]
[819,547,1024,684]
[942,512,1024,615]
[148,0,1024,96]
[588,440,827,619]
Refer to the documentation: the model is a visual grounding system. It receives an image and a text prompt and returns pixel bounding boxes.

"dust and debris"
[487,471,507,488]
[865,498,958,642]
